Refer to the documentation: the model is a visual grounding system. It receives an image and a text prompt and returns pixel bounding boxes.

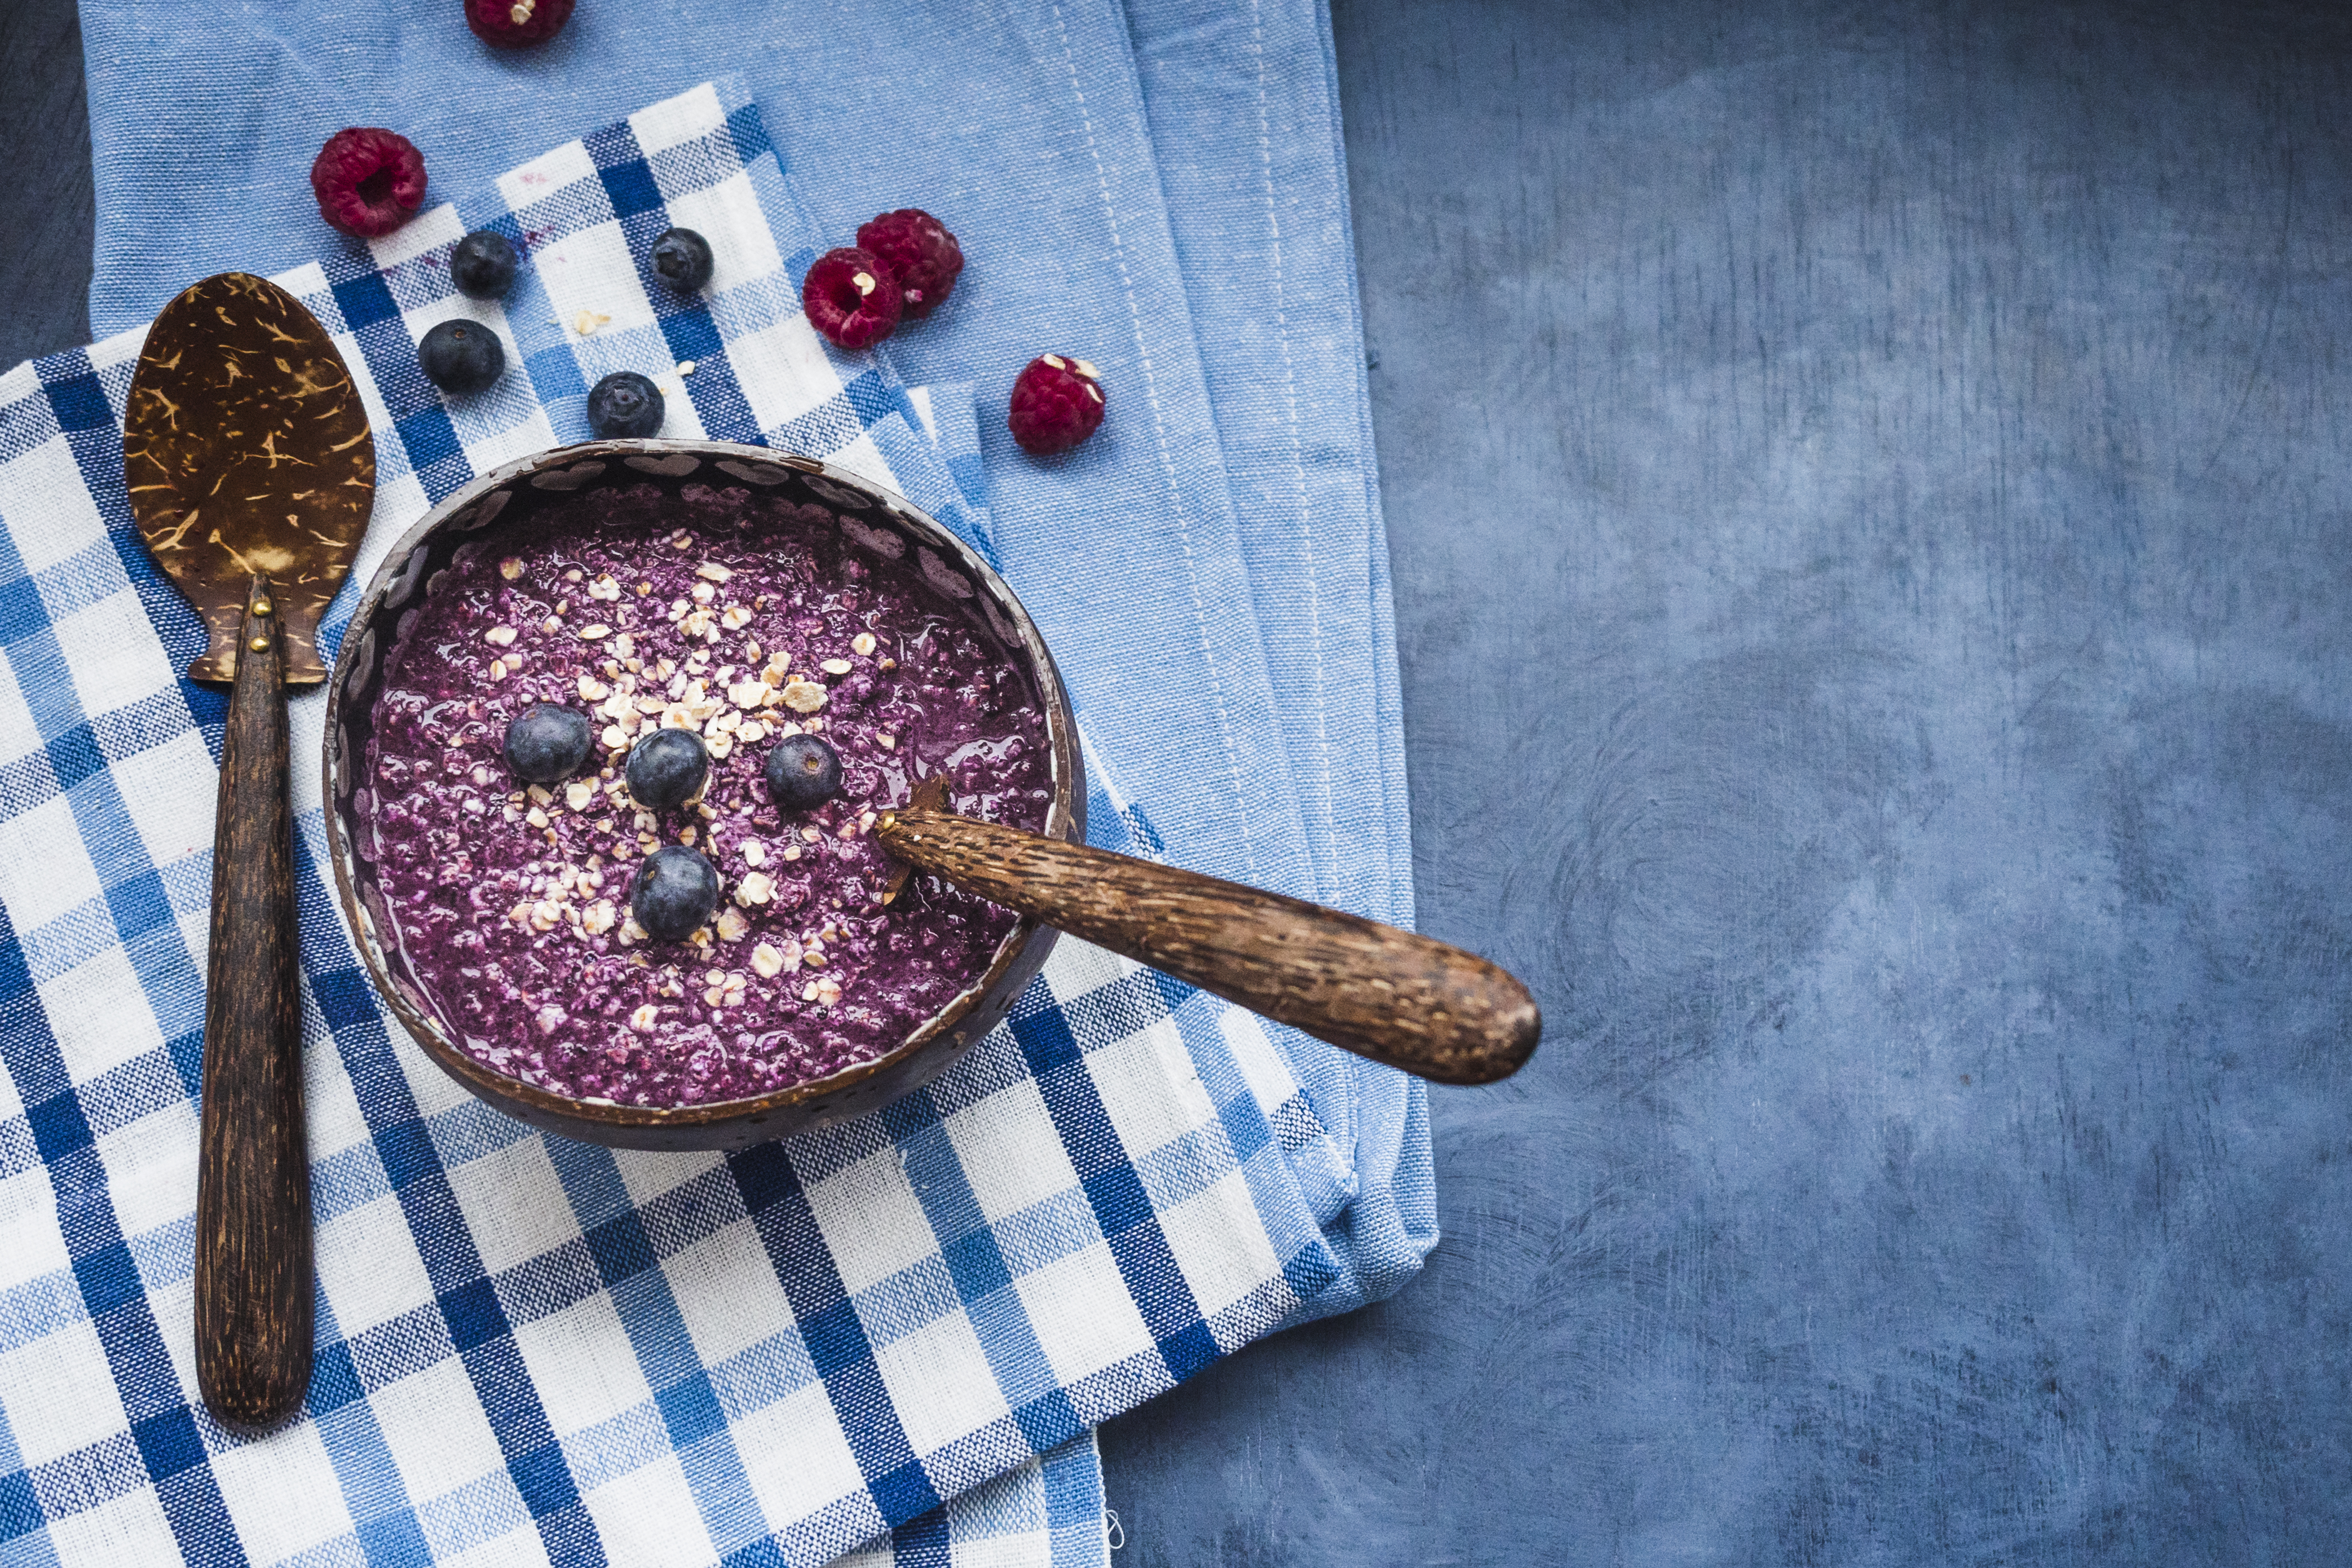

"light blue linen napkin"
[1120,0,1433,1304]
[72,0,1432,1345]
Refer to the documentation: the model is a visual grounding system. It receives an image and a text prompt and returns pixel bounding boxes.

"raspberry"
[1007,355,1106,456]
[801,248,903,350]
[466,0,575,47]
[310,128,428,239]
[854,209,965,319]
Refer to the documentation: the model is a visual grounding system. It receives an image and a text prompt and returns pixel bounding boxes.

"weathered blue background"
[1101,2,2352,1562]
[7,0,2351,1562]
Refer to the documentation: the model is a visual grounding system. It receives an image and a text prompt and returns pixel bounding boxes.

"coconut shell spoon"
[124,273,376,1432]
[878,779,1539,1085]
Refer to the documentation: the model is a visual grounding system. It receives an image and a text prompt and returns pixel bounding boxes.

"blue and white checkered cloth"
[0,81,1362,1567]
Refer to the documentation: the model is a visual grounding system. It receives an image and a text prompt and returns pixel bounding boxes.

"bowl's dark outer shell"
[320,440,1084,1150]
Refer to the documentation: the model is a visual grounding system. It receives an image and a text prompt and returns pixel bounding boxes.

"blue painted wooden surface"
[7,1,2351,1561]
[1100,2,2352,1562]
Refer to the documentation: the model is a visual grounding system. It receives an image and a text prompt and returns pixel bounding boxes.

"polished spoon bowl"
[124,272,376,1434]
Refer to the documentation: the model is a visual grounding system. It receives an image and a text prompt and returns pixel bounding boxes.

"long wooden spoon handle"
[195,577,314,1434]
[876,806,1540,1085]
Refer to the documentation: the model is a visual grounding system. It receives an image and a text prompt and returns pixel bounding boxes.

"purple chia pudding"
[364,481,1052,1108]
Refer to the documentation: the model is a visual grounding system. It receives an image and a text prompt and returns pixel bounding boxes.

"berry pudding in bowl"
[323,441,1081,1149]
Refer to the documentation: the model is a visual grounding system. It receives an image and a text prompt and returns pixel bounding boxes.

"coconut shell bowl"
[321,440,1083,1151]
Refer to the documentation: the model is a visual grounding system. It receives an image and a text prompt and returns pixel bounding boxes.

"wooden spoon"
[878,779,1539,1085]
[124,273,376,1433]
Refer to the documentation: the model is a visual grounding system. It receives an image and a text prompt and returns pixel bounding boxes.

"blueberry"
[650,227,715,292]
[586,371,665,438]
[625,726,709,810]
[418,319,505,395]
[764,734,842,811]
[450,229,520,299]
[630,845,720,942]
[502,703,592,784]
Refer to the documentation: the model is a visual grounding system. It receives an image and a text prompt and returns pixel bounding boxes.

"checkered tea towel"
[75,0,1442,1322]
[0,80,1351,1568]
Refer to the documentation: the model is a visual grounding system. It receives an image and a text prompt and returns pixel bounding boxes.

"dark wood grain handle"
[877,806,1541,1085]
[195,577,314,1434]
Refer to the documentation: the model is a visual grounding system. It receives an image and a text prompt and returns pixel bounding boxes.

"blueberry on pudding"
[503,703,593,783]
[631,845,720,942]
[626,726,709,810]
[765,733,842,810]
